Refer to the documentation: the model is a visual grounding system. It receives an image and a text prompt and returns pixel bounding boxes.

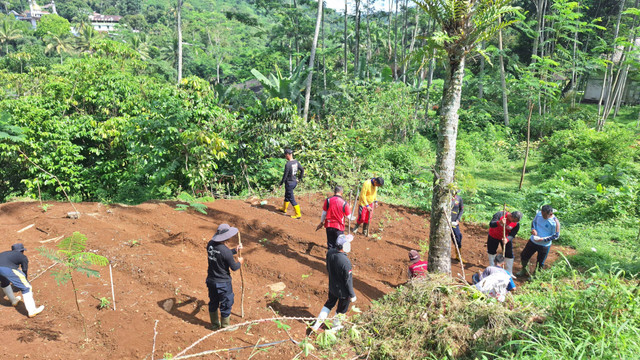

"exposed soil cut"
[0,194,573,359]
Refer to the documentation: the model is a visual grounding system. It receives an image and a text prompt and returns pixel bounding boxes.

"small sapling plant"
[175,191,208,214]
[38,232,109,338]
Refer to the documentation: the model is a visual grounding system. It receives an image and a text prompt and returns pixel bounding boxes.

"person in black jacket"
[311,235,356,332]
[278,149,304,219]
[206,224,244,329]
[0,243,44,317]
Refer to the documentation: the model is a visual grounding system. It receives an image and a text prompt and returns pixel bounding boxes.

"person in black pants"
[311,235,356,332]
[451,191,464,261]
[486,210,523,277]
[316,185,351,250]
[206,224,243,329]
[278,149,304,219]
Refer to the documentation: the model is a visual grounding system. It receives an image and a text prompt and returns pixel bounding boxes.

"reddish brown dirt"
[0,194,573,359]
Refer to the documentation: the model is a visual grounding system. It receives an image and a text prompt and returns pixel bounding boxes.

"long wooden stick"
[502,203,507,257]
[444,214,465,280]
[109,263,116,311]
[348,190,352,234]
[238,231,245,318]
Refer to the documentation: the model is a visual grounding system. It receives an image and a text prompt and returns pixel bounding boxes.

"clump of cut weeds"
[342,275,533,359]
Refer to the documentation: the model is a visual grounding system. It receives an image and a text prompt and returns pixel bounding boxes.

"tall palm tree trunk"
[428,52,465,274]
[303,0,323,121]
[177,0,183,84]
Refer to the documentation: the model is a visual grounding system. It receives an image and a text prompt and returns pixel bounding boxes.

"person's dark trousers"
[520,240,551,269]
[207,280,235,318]
[323,292,350,315]
[326,227,344,249]
[452,225,462,249]
[487,235,514,258]
[284,181,298,206]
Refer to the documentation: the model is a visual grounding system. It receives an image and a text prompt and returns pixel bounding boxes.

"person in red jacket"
[316,185,352,250]
[486,210,522,276]
[408,250,428,279]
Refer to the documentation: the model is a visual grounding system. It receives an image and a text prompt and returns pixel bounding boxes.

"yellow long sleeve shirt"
[358,179,378,207]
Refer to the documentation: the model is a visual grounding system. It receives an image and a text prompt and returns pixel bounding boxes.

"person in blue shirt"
[516,205,560,277]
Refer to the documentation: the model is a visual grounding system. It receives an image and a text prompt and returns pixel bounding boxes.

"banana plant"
[250,62,309,107]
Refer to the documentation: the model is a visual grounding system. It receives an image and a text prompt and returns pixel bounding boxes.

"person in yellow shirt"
[352,177,384,237]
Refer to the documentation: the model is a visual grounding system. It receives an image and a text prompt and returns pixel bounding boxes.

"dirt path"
[0,195,573,359]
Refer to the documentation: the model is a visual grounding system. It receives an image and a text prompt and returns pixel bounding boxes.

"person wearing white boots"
[486,210,522,278]
[311,235,356,332]
[0,243,44,317]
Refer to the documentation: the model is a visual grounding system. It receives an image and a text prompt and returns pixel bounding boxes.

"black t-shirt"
[280,160,304,184]
[326,248,355,299]
[0,250,29,278]
[206,241,240,283]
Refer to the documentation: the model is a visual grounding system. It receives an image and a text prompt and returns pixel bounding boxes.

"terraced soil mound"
[0,194,572,359]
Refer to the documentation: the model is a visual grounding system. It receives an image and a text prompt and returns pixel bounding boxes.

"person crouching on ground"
[408,250,428,279]
[206,224,243,329]
[316,185,351,250]
[516,205,560,278]
[311,234,356,332]
[352,177,384,237]
[472,254,516,302]
[0,243,45,317]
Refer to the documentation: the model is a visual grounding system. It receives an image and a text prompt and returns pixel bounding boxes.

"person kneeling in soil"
[206,224,244,329]
[516,205,560,278]
[316,185,351,250]
[311,235,356,332]
[0,243,45,317]
[472,254,516,302]
[408,250,428,279]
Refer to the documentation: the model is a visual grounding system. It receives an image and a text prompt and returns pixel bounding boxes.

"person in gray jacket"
[311,235,356,331]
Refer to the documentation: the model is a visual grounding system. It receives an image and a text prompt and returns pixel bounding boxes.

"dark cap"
[409,250,420,261]
[284,149,293,155]
[375,177,384,187]
[11,243,26,252]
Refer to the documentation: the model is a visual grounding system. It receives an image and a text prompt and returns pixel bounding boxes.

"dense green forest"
[1,0,640,357]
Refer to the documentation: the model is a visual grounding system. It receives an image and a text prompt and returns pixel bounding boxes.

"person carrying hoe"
[486,209,523,276]
[206,224,244,329]
[316,185,352,250]
[352,177,384,237]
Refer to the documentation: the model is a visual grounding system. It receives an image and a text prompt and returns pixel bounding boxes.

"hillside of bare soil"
[0,194,572,359]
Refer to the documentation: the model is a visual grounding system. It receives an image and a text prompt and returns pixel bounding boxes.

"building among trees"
[12,0,57,28]
[89,12,122,33]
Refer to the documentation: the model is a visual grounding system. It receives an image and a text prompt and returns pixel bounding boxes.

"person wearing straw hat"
[311,234,356,332]
[516,205,560,278]
[206,224,244,329]
[0,243,45,317]
[316,185,351,250]
[407,250,428,279]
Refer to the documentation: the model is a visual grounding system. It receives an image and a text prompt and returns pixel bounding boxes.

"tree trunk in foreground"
[302,0,323,121]
[519,102,535,190]
[428,53,465,274]
[177,0,183,84]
